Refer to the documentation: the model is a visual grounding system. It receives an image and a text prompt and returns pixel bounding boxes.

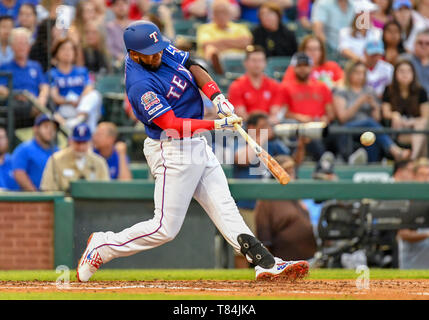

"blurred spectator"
[251,2,297,58]
[181,0,240,21]
[254,155,317,262]
[0,126,19,190]
[382,59,429,159]
[0,27,49,128]
[82,21,111,79]
[41,122,110,193]
[17,3,37,44]
[392,0,426,53]
[0,0,23,23]
[228,45,284,124]
[91,0,115,23]
[0,15,14,65]
[412,0,429,29]
[145,6,175,42]
[364,38,394,98]
[383,20,406,65]
[397,157,429,269]
[392,158,414,181]
[333,60,411,162]
[48,38,102,133]
[282,35,344,88]
[239,0,294,24]
[11,114,59,191]
[36,0,70,22]
[29,18,63,71]
[69,0,105,66]
[402,29,429,95]
[105,0,131,69]
[92,121,132,181]
[280,53,335,161]
[233,112,291,267]
[311,0,355,51]
[339,11,382,62]
[371,0,393,30]
[297,0,314,30]
[196,0,252,73]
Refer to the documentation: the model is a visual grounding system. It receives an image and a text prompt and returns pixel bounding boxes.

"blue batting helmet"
[123,21,170,55]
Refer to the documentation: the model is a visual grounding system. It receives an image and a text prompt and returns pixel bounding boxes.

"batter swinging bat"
[234,123,291,185]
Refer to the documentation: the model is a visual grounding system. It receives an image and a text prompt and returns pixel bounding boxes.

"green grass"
[0,268,428,282]
[0,268,428,300]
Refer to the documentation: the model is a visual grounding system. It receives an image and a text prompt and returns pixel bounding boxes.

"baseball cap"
[291,52,313,67]
[72,123,92,142]
[365,39,384,55]
[34,113,59,127]
[392,0,412,10]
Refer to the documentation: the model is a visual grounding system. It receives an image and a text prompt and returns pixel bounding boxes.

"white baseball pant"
[95,135,254,264]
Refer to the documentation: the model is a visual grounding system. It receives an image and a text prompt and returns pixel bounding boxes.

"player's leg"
[77,138,208,281]
[193,142,309,280]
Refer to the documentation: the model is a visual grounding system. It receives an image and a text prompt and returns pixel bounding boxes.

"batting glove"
[212,94,235,119]
[214,114,242,130]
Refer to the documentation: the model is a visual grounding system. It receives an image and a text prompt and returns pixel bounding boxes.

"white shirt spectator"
[339,27,383,58]
[366,60,394,97]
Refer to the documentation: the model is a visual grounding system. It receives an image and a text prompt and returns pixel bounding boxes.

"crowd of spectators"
[0,0,429,268]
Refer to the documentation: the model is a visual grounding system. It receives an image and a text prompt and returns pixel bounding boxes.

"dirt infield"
[1,279,428,299]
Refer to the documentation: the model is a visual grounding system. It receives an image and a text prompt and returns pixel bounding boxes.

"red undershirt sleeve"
[152,109,215,138]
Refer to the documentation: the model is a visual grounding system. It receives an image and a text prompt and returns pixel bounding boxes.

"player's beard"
[138,58,162,72]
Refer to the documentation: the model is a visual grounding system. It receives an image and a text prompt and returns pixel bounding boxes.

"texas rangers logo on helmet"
[149,31,159,43]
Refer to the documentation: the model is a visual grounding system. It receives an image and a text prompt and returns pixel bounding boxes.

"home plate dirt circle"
[1,279,429,299]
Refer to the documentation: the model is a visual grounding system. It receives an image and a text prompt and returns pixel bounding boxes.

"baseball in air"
[360,131,376,146]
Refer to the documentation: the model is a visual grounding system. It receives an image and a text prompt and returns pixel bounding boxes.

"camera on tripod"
[313,199,429,268]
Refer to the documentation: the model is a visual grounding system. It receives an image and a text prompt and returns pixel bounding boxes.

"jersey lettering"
[166,86,181,99]
[149,31,159,43]
[171,75,188,91]
[177,65,192,81]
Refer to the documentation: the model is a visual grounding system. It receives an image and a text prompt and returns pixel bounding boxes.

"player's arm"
[153,109,242,138]
[397,229,429,243]
[185,60,235,119]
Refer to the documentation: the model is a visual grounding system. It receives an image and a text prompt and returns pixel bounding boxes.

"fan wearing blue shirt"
[92,122,132,181]
[0,0,23,23]
[0,126,19,190]
[48,38,102,133]
[11,114,59,191]
[0,27,49,127]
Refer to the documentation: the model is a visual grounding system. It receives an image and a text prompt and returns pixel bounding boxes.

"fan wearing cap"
[393,0,427,52]
[11,114,59,191]
[280,52,335,161]
[40,123,109,193]
[364,38,395,98]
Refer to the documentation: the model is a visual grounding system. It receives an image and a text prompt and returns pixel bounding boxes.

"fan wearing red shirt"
[281,52,335,160]
[228,45,284,124]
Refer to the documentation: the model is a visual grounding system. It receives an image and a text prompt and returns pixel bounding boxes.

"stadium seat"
[221,56,245,80]
[174,19,200,37]
[95,74,125,94]
[265,56,291,82]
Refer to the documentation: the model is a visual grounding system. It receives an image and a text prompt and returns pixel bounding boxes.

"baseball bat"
[234,123,291,185]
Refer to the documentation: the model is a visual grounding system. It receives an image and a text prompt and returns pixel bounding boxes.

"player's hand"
[214,114,242,130]
[212,94,235,119]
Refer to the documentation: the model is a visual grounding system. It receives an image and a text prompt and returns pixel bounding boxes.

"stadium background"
[0,0,429,300]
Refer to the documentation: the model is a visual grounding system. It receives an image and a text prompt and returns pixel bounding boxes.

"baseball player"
[77,21,309,282]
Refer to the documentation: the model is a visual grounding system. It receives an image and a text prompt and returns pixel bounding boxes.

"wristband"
[201,81,221,100]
